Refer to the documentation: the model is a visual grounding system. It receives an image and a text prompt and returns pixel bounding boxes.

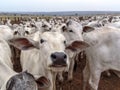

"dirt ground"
[13,50,120,90]
[56,64,120,90]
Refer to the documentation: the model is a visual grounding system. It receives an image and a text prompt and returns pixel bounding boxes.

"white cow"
[5,19,12,28]
[0,38,38,90]
[63,20,120,90]
[86,21,103,28]
[106,21,120,28]
[13,25,38,37]
[0,25,50,90]
[0,25,13,41]
[82,27,120,90]
[9,31,79,90]
[60,20,85,81]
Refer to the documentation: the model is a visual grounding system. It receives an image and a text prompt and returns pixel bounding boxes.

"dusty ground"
[13,50,120,90]
[56,63,120,90]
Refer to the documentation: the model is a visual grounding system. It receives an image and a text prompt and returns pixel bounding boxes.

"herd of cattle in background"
[0,14,120,90]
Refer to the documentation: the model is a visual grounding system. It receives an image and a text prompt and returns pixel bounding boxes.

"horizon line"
[0,10,120,13]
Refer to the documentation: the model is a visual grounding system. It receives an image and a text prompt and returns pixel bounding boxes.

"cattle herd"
[0,14,120,90]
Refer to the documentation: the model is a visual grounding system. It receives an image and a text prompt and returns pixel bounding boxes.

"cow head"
[41,21,52,33]
[61,20,84,45]
[6,71,50,90]
[39,32,69,72]
[6,71,37,90]
[61,20,95,52]
[8,32,68,73]
[13,26,24,36]
[13,25,38,37]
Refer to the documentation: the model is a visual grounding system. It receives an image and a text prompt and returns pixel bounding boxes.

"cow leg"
[89,69,101,90]
[10,45,16,64]
[58,72,63,82]
[83,61,90,90]
[47,72,54,90]
[47,71,57,90]
[52,72,57,90]
[68,58,75,81]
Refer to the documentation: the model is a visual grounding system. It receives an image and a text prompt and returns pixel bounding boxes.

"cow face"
[13,25,38,37]
[23,26,38,36]
[41,21,52,32]
[61,20,95,52]
[61,20,84,47]
[13,26,24,36]
[39,32,69,72]
[6,71,38,90]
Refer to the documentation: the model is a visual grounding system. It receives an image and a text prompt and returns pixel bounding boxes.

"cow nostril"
[51,54,56,59]
[64,54,67,59]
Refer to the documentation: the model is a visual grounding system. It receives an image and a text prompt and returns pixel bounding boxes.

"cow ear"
[8,37,39,50]
[83,26,95,33]
[61,25,67,32]
[66,20,72,26]
[36,76,50,89]
[66,41,89,51]
[6,77,14,90]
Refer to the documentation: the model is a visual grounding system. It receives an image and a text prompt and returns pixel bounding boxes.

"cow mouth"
[49,64,67,68]
[49,64,67,72]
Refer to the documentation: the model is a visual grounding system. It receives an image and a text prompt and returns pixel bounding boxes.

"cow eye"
[14,31,18,35]
[69,30,73,32]
[25,31,29,34]
[40,39,45,44]
[64,41,66,45]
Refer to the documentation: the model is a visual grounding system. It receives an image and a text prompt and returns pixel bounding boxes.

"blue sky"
[0,0,120,12]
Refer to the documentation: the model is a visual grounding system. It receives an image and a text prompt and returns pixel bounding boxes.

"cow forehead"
[67,25,83,36]
[41,32,65,41]
[67,21,83,31]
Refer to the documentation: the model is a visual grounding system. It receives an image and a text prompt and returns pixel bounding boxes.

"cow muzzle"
[50,52,67,67]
